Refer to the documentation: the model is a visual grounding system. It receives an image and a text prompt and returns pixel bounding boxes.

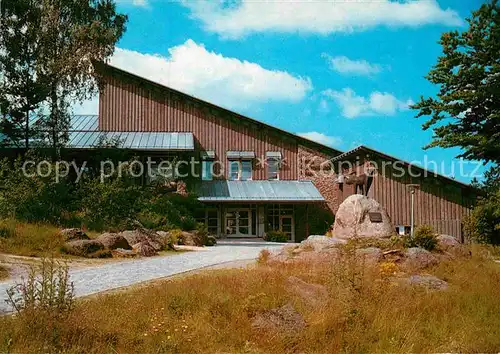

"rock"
[286,276,328,307]
[62,239,104,257]
[111,248,137,258]
[404,247,439,270]
[406,275,448,291]
[96,233,131,250]
[60,228,89,242]
[206,235,217,246]
[356,247,382,264]
[132,241,158,257]
[251,303,306,335]
[120,230,150,246]
[120,229,163,251]
[437,234,460,248]
[156,231,176,250]
[332,195,394,239]
[301,235,346,252]
[178,231,204,247]
[436,234,470,255]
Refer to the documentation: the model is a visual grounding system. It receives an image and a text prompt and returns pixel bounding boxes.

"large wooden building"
[3,62,477,242]
[87,63,478,241]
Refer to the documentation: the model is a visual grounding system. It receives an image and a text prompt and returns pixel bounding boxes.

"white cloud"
[183,0,463,39]
[115,0,148,7]
[323,88,413,118]
[322,54,382,76]
[297,131,342,147]
[74,39,312,114]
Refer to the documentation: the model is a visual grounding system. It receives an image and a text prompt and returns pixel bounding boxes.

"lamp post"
[406,184,420,238]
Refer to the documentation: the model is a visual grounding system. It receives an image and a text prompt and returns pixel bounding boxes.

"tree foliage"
[0,0,127,154]
[412,0,500,164]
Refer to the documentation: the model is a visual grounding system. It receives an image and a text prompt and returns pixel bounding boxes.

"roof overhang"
[196,180,325,203]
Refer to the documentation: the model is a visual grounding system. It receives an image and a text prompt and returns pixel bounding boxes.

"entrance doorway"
[280,215,294,240]
[225,209,254,237]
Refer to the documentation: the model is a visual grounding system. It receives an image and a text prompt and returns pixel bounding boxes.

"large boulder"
[60,228,89,242]
[120,229,162,251]
[332,195,394,239]
[132,241,158,257]
[96,233,131,250]
[300,235,346,252]
[120,230,150,246]
[178,231,205,246]
[404,247,439,270]
[62,239,104,257]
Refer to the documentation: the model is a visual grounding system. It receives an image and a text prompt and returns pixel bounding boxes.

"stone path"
[0,241,284,313]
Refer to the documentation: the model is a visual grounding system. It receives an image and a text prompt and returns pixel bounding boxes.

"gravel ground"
[0,241,284,314]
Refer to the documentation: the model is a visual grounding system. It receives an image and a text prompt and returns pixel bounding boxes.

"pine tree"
[412,0,500,164]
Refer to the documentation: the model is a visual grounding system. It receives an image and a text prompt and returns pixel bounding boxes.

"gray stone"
[251,303,306,334]
[96,233,131,250]
[301,235,346,252]
[132,241,158,257]
[62,239,104,257]
[60,228,90,242]
[407,275,448,290]
[332,195,394,239]
[404,247,439,270]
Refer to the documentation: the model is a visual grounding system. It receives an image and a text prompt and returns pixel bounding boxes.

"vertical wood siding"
[99,72,299,180]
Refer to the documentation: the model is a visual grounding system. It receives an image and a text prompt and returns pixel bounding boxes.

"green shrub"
[405,225,438,251]
[264,230,289,243]
[464,188,500,245]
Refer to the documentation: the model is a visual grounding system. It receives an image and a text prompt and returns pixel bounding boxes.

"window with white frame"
[266,152,282,180]
[228,160,253,181]
[268,158,280,180]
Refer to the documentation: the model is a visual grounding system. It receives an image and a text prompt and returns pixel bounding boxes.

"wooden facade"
[94,63,477,240]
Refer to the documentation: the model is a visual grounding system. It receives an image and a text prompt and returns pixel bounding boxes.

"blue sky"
[77,0,488,182]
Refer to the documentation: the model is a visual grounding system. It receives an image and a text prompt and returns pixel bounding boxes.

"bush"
[405,225,438,251]
[464,188,500,245]
[264,230,289,243]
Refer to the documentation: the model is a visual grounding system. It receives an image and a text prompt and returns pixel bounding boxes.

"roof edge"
[94,61,343,157]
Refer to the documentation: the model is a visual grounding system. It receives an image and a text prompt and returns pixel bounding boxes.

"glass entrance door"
[280,216,294,241]
[225,209,253,237]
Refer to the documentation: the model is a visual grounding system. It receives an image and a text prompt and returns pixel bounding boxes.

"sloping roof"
[94,61,343,157]
[331,145,473,189]
[1,115,195,151]
[196,180,325,202]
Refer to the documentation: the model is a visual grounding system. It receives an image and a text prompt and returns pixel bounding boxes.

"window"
[228,160,253,180]
[202,160,214,181]
[268,158,280,180]
[241,160,252,180]
[229,161,240,180]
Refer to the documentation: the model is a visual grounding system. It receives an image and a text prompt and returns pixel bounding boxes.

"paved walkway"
[0,241,284,313]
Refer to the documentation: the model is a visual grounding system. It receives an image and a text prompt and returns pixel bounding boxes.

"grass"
[0,219,66,257]
[1,245,500,353]
[0,219,103,258]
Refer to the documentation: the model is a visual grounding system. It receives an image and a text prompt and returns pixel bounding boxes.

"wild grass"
[0,219,65,257]
[0,264,8,280]
[1,245,500,353]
